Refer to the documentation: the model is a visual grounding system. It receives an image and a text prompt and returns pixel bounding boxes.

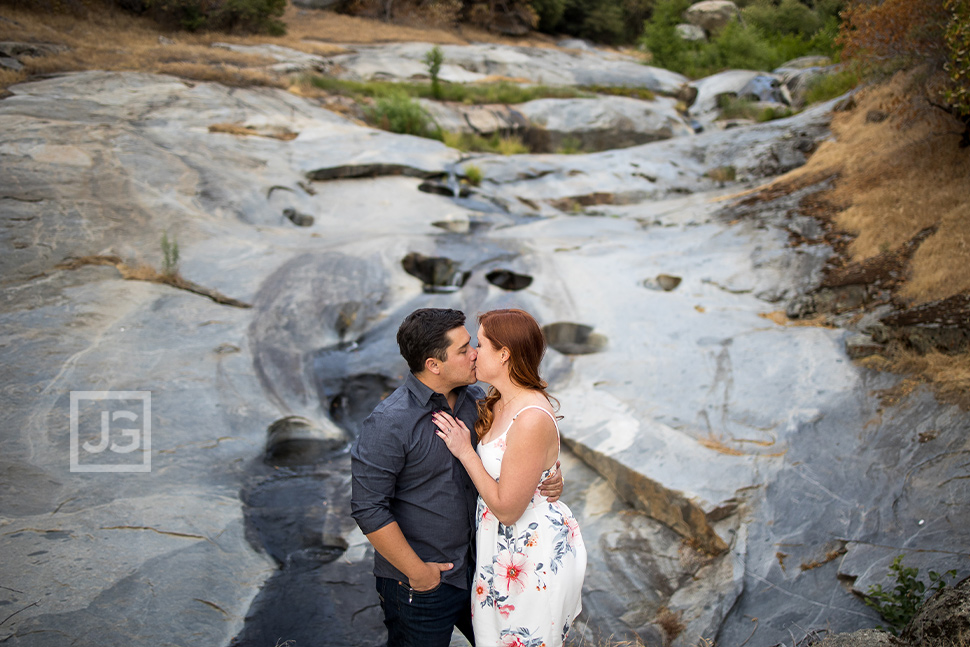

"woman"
[433,309,586,647]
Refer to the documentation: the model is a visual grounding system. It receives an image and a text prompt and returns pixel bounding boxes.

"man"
[351,308,562,647]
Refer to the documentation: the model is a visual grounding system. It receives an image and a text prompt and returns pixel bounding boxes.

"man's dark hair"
[397,308,466,374]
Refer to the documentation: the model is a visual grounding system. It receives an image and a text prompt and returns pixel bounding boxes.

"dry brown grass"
[772,69,970,306]
[0,67,27,91]
[0,3,291,90]
[0,1,564,94]
[655,606,686,645]
[56,255,251,307]
[799,544,847,571]
[208,122,298,140]
[759,310,837,328]
[696,434,747,456]
[882,346,970,409]
[757,69,970,409]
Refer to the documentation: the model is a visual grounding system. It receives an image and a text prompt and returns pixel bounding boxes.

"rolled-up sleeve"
[351,411,404,535]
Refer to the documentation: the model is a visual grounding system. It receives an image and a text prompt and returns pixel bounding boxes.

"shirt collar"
[405,372,466,408]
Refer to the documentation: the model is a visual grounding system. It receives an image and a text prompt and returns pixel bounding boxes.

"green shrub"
[556,136,583,154]
[463,164,484,186]
[538,0,653,44]
[366,93,440,138]
[308,75,587,105]
[581,3,626,45]
[441,131,528,154]
[424,45,445,100]
[803,67,860,104]
[161,231,180,277]
[530,0,566,31]
[744,0,822,37]
[641,0,693,71]
[943,0,970,121]
[757,105,793,121]
[581,85,655,100]
[642,0,843,78]
[702,20,780,72]
[496,135,529,155]
[864,555,957,635]
[139,0,286,34]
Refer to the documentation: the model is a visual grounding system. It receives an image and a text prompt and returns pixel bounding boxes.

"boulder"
[211,42,333,75]
[416,100,525,137]
[690,70,790,126]
[0,41,68,59]
[685,0,741,36]
[557,38,594,50]
[902,576,970,646]
[739,74,792,105]
[515,95,694,152]
[774,58,841,108]
[676,23,707,42]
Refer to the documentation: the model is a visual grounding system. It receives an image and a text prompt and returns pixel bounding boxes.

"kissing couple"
[352,307,586,647]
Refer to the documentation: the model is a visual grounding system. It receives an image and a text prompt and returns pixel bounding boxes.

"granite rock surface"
[1,40,968,647]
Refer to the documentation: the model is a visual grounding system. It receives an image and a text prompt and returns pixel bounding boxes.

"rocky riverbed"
[0,40,967,647]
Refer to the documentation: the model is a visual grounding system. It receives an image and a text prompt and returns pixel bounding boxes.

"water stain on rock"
[486,269,533,291]
[264,416,350,468]
[543,322,608,355]
[401,252,470,293]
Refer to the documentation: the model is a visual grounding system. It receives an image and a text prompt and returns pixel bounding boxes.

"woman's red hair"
[474,309,558,440]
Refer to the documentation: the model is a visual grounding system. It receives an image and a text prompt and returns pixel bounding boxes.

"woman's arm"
[434,410,558,526]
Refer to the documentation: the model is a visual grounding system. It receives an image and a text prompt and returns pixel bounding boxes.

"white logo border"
[70,391,152,473]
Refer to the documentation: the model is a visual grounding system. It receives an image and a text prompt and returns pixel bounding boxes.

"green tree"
[744,0,822,37]
[641,0,692,71]
[943,0,970,134]
[581,3,626,44]
[134,0,286,33]
[424,45,445,100]
[529,0,566,31]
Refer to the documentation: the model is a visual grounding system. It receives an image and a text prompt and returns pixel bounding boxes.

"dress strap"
[511,405,561,471]
[512,405,559,429]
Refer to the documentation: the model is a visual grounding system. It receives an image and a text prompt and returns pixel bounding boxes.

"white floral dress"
[472,405,586,647]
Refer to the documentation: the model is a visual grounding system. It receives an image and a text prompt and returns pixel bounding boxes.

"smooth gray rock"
[212,42,334,74]
[776,62,843,108]
[515,95,694,151]
[326,42,690,95]
[691,69,790,126]
[676,23,708,41]
[740,74,792,105]
[421,95,694,151]
[685,0,741,35]
[459,98,837,216]
[557,38,594,50]
[417,99,525,136]
[0,55,22,70]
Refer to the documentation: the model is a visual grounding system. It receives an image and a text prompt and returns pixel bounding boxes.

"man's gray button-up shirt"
[351,372,483,590]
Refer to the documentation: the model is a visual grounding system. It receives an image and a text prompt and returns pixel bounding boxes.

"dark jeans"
[376,576,474,647]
